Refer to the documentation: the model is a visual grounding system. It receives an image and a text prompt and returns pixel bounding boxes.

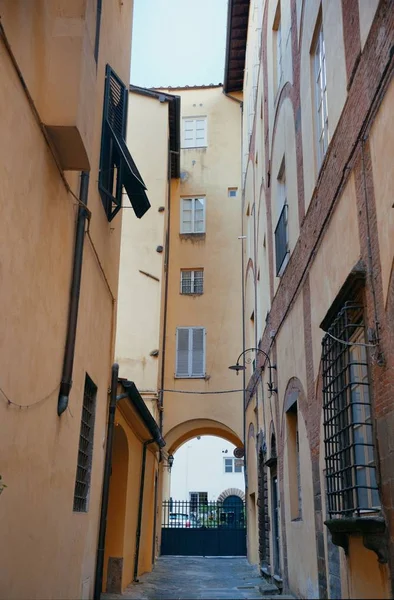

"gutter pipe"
[93,363,119,600]
[58,171,90,416]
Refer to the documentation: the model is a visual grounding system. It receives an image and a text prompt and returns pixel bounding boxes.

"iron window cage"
[180,270,204,295]
[322,302,380,519]
[274,203,288,275]
[73,374,97,512]
[99,65,150,221]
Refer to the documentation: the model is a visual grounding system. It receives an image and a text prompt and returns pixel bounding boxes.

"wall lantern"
[164,454,174,471]
[229,347,277,396]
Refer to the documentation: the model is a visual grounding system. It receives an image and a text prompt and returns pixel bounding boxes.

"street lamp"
[229,347,277,396]
[164,454,174,471]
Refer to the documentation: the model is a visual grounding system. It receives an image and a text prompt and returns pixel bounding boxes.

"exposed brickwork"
[341,0,362,87]
[246,0,394,597]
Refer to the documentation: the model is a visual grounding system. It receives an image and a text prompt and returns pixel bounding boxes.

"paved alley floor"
[102,556,294,600]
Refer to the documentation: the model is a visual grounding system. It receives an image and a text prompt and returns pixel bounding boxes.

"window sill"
[264,456,277,469]
[179,233,206,240]
[174,375,206,379]
[325,515,388,563]
[180,293,203,297]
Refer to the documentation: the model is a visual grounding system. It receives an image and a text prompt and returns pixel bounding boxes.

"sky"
[130,0,228,88]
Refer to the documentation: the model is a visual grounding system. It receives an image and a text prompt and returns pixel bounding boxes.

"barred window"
[73,375,97,512]
[322,302,380,518]
[181,270,204,295]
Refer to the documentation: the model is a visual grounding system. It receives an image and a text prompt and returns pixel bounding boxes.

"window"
[313,22,329,169]
[322,301,380,518]
[181,269,204,295]
[224,458,244,473]
[99,65,150,221]
[274,161,289,275]
[273,3,282,93]
[286,400,302,520]
[182,117,207,148]
[228,187,238,198]
[180,197,205,234]
[73,375,97,512]
[176,327,205,377]
[190,491,208,511]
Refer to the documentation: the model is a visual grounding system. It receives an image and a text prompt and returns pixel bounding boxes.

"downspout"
[239,101,247,490]
[159,142,172,434]
[134,438,155,582]
[93,363,119,600]
[58,171,90,416]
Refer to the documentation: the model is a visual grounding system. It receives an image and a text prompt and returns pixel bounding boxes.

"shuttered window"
[176,327,206,377]
[99,65,150,221]
[182,117,207,148]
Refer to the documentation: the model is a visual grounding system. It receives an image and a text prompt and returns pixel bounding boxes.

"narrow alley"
[102,557,294,600]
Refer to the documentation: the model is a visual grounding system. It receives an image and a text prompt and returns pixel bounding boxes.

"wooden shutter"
[176,328,190,376]
[191,328,205,376]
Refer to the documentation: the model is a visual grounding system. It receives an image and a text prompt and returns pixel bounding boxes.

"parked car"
[168,513,200,528]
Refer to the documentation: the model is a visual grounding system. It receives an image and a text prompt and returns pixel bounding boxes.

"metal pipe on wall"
[58,171,90,416]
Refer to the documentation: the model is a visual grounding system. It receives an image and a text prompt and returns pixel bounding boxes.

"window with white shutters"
[181,270,204,294]
[182,117,207,148]
[176,327,205,377]
[180,198,205,234]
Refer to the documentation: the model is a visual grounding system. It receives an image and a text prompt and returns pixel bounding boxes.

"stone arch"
[165,418,243,454]
[217,488,245,503]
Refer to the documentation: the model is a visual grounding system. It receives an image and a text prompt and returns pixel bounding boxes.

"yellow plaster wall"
[159,87,243,443]
[368,77,394,308]
[347,537,390,599]
[115,92,169,390]
[358,0,379,49]
[0,2,134,598]
[309,174,360,380]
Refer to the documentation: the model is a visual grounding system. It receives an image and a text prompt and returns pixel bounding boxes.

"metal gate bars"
[161,499,247,556]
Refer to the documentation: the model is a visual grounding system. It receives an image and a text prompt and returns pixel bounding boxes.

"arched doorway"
[161,429,246,557]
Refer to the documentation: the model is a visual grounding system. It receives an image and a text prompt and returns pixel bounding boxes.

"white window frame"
[313,22,329,169]
[180,197,206,234]
[182,117,207,148]
[175,327,206,378]
[224,457,244,474]
[180,269,204,295]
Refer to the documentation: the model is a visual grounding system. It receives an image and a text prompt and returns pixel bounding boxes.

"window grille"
[176,327,205,377]
[99,65,150,221]
[180,197,205,234]
[314,23,329,169]
[181,270,204,294]
[73,375,97,512]
[322,302,380,519]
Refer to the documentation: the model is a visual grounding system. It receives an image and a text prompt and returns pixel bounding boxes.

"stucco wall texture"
[242,0,393,599]
[0,2,133,599]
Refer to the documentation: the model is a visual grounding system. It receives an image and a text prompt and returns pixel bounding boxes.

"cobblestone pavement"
[102,556,294,600]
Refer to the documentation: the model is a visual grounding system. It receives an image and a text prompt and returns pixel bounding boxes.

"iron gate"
[161,498,246,556]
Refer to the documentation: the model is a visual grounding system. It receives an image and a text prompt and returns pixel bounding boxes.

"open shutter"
[191,328,205,376]
[176,328,190,376]
[99,65,150,221]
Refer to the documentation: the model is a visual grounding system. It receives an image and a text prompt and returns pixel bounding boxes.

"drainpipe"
[57,171,90,416]
[134,438,155,582]
[93,363,119,600]
[159,143,173,434]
